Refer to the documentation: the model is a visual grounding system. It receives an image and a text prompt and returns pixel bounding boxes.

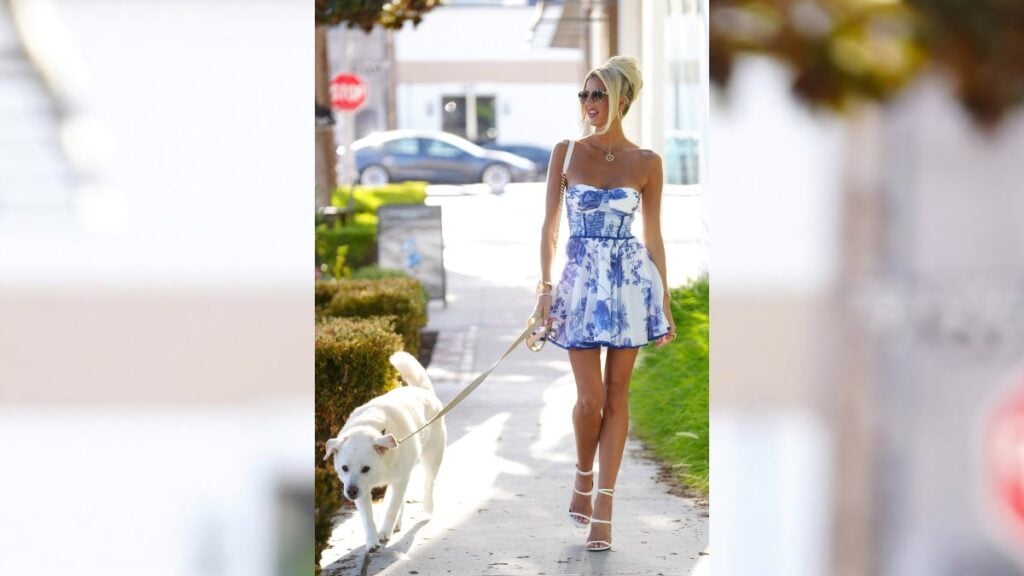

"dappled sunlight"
[688,550,710,576]
[529,372,578,461]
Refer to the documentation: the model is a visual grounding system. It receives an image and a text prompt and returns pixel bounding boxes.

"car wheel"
[359,165,390,187]
[481,164,512,192]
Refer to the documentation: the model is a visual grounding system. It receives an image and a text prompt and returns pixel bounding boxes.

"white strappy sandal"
[586,488,614,552]
[569,465,594,527]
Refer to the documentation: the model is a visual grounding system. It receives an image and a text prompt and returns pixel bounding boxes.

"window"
[441,94,497,143]
[476,96,496,143]
[441,97,467,139]
[423,139,463,158]
[383,138,418,155]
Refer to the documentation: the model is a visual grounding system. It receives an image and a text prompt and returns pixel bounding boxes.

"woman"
[534,55,676,552]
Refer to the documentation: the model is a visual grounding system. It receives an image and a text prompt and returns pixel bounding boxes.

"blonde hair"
[580,55,643,135]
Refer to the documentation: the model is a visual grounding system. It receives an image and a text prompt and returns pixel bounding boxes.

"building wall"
[396,81,581,147]
[393,5,582,147]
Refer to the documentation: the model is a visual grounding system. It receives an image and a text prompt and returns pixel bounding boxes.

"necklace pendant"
[605,152,615,162]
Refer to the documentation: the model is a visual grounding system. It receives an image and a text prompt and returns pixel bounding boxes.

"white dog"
[324,351,446,552]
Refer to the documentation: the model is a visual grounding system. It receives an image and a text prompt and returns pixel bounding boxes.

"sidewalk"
[320,185,709,575]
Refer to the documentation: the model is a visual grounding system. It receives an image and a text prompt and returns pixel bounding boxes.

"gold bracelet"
[536,280,553,295]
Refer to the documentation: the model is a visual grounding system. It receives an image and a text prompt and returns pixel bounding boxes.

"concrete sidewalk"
[321,185,709,576]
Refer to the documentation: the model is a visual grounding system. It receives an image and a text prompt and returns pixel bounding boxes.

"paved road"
[320,184,709,575]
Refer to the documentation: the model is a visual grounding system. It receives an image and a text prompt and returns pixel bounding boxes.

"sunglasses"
[577,89,607,104]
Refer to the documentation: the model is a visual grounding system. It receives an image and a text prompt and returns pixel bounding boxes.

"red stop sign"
[986,379,1024,551]
[330,73,368,112]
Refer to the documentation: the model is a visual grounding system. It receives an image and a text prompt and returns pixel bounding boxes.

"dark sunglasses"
[577,89,607,103]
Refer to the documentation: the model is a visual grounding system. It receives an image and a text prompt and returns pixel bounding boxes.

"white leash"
[393,314,547,445]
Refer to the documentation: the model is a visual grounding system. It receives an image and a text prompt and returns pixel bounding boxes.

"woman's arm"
[535,140,569,323]
[540,140,569,284]
[640,152,676,345]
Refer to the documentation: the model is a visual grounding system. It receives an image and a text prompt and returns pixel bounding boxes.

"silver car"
[349,130,537,191]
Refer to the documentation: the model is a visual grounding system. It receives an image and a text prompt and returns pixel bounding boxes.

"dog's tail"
[389,351,433,391]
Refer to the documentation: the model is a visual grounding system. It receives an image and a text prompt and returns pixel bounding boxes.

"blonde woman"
[533,55,676,552]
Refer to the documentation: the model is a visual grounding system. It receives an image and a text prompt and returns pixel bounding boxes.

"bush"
[315,315,404,571]
[324,278,427,353]
[315,280,340,311]
[630,274,709,498]
[332,182,428,213]
[317,183,426,277]
[316,215,376,272]
[316,315,403,421]
[351,266,432,305]
[351,265,413,281]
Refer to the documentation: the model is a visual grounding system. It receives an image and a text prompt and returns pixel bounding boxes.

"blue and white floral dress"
[548,183,671,349]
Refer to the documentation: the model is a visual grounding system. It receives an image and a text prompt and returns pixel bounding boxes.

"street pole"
[342,34,357,197]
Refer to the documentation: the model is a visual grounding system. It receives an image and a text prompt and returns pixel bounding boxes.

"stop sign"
[330,73,367,112]
[986,376,1024,556]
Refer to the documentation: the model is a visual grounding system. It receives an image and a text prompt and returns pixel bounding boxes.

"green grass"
[629,274,709,498]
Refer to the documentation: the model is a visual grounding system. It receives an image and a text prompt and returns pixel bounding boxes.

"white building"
[394,4,582,148]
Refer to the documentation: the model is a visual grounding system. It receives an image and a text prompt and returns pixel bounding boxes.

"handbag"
[525,140,575,352]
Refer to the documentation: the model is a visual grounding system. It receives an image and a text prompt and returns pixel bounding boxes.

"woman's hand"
[654,293,676,348]
[533,293,553,328]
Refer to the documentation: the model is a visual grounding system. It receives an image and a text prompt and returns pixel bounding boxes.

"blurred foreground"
[711,54,1024,576]
[0,1,311,574]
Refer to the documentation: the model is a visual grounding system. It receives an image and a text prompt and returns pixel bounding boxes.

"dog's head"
[323,427,398,501]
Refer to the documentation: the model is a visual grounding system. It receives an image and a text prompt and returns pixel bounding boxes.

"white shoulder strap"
[562,140,575,174]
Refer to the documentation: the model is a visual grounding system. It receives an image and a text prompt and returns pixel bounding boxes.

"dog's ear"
[324,437,343,461]
[373,434,399,455]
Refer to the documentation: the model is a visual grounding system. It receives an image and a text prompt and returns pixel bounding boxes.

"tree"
[316,0,444,31]
[710,0,1024,128]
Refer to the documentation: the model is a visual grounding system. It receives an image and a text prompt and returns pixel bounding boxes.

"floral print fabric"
[549,184,670,349]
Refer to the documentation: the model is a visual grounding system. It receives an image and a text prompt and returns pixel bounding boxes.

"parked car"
[481,142,551,180]
[348,130,537,191]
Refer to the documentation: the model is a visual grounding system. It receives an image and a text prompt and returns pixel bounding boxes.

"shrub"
[332,182,428,213]
[351,265,413,281]
[316,216,376,272]
[314,315,404,571]
[324,278,427,353]
[315,280,340,311]
[351,266,432,305]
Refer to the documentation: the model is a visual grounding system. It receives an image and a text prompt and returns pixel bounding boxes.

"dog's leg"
[354,494,380,552]
[378,478,410,545]
[394,500,404,534]
[421,426,447,514]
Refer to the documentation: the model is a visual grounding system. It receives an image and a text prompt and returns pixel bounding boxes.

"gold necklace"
[592,138,626,162]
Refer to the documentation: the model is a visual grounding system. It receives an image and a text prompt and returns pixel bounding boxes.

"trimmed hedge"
[316,215,376,271]
[332,182,428,213]
[351,265,414,281]
[322,278,427,354]
[315,316,404,572]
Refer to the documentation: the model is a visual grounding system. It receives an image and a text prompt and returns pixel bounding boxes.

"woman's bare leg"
[589,346,639,548]
[568,348,603,523]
